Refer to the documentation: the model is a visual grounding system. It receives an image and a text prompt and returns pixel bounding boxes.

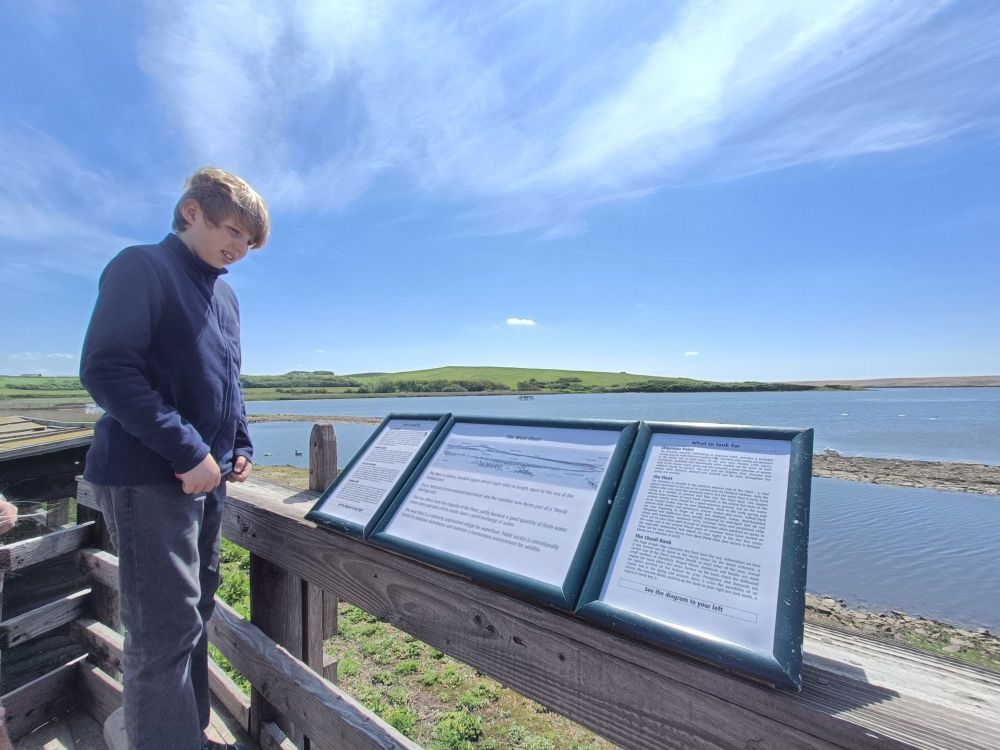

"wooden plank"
[45,498,71,529]
[0,521,93,573]
[250,553,305,746]
[308,422,339,681]
[804,625,1000,717]
[77,548,118,590]
[1,656,85,741]
[1,623,83,694]
[77,662,123,726]
[208,658,251,733]
[0,446,89,503]
[72,619,125,675]
[208,597,420,750]
[74,617,254,742]
[3,551,89,619]
[75,510,122,637]
[0,589,90,648]
[260,721,299,750]
[0,429,93,455]
[221,478,1000,750]
[74,481,99,511]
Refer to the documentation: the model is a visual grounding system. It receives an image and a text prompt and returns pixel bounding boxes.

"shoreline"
[248,414,1000,496]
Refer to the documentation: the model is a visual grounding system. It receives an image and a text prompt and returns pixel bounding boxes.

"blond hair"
[172,167,270,248]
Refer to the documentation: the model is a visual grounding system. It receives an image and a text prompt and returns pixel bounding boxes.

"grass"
[346,366,678,389]
[0,366,812,403]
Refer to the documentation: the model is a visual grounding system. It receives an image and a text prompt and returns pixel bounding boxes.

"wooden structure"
[2,422,999,749]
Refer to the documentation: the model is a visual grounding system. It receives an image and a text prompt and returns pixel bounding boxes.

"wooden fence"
[2,423,999,749]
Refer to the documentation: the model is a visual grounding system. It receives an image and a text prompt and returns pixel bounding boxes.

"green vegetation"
[345,366,817,396]
[0,375,89,401]
[1,366,820,403]
[240,371,361,389]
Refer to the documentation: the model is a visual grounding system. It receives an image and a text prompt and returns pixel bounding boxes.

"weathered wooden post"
[306,423,339,683]
[249,422,339,747]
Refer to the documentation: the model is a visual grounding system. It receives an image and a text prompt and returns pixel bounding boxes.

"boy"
[80,167,269,750]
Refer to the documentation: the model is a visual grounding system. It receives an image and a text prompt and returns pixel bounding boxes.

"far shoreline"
[246,413,1000,496]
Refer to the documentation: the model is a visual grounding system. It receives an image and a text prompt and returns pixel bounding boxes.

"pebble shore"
[805,594,998,669]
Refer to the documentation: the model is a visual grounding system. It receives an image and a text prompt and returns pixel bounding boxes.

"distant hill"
[789,375,1000,389]
[0,366,825,404]
[342,366,816,395]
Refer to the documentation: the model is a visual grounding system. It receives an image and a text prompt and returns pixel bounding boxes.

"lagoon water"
[247,388,1000,628]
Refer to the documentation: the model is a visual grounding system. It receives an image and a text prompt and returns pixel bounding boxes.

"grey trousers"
[95,482,226,750]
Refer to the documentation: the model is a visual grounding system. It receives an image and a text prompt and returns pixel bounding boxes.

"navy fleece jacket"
[81,233,252,486]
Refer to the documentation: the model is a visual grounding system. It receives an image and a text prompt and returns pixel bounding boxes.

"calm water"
[248,388,1000,628]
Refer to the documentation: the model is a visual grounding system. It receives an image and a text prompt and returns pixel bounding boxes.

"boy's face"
[177,198,253,270]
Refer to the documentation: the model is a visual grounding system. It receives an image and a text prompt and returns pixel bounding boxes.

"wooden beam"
[260,721,299,750]
[308,423,337,494]
[78,662,123,726]
[207,597,420,750]
[74,480,100,511]
[77,548,118,589]
[1,656,84,741]
[75,510,122,637]
[45,498,71,529]
[0,522,94,573]
[250,552,305,746]
[72,618,124,675]
[307,422,339,682]
[73,613,251,732]
[220,478,1000,750]
[208,658,251,734]
[0,445,89,503]
[0,589,90,648]
[2,624,83,694]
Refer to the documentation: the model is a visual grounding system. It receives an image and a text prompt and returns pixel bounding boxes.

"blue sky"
[2,1,998,382]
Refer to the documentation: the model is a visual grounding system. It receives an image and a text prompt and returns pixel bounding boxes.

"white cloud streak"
[135,0,1000,234]
[684,351,700,357]
[506,318,537,327]
[0,123,141,286]
[7,352,76,360]
[5,0,997,256]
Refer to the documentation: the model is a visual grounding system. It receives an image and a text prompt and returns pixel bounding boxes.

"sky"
[2,0,998,382]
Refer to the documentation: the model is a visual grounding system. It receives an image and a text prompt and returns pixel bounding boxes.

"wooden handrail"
[18,462,987,750]
[213,475,1000,750]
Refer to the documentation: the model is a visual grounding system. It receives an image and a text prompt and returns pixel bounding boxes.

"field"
[0,367,815,404]
[0,375,89,401]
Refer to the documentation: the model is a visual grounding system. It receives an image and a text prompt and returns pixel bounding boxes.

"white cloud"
[7,352,76,360]
[0,123,141,286]
[506,318,537,327]
[135,0,1000,234]
[684,351,700,357]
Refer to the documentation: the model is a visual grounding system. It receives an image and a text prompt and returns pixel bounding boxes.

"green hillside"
[347,365,694,389]
[0,367,817,403]
[0,375,90,401]
[344,366,813,394]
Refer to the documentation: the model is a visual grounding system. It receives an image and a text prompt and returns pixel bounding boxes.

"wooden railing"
[2,423,999,749]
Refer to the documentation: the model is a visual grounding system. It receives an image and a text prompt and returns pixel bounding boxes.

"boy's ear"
[180,198,201,226]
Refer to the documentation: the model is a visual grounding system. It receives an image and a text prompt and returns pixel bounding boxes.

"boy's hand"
[228,455,253,483]
[0,499,17,533]
[175,454,222,494]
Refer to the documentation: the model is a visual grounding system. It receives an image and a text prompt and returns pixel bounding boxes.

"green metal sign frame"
[370,416,639,611]
[576,421,813,690]
[306,413,452,538]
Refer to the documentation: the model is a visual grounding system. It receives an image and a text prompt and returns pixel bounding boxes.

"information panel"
[577,423,812,689]
[307,414,450,537]
[371,417,638,609]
